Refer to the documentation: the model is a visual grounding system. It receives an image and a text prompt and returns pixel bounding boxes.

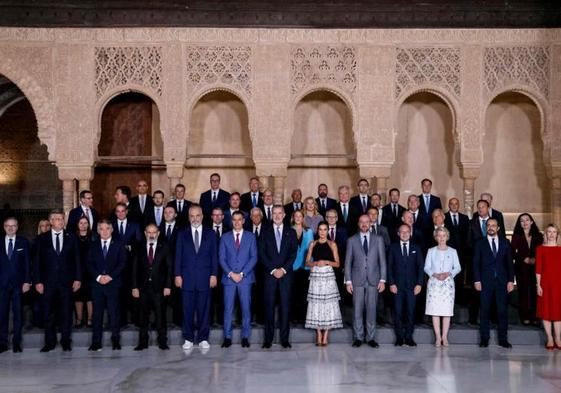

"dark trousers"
[393,288,416,341]
[515,262,536,322]
[138,286,167,345]
[291,269,309,323]
[181,289,211,342]
[91,285,120,345]
[210,268,224,326]
[43,284,73,346]
[252,264,265,324]
[263,273,292,344]
[170,286,183,326]
[0,285,22,346]
[480,279,509,342]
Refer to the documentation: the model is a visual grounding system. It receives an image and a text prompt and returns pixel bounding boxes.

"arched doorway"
[390,92,460,205]
[287,90,357,201]
[92,92,164,216]
[185,90,253,199]
[479,91,549,231]
[0,74,61,236]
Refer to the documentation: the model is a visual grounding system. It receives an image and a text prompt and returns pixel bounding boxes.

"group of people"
[1,174,561,353]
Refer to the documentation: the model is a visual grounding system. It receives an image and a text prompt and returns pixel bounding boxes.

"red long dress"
[536,245,561,321]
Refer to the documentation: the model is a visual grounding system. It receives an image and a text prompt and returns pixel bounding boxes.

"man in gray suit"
[345,214,387,348]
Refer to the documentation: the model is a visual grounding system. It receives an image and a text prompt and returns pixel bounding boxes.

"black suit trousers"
[264,272,292,344]
[91,285,120,345]
[479,279,509,342]
[137,286,167,344]
[393,288,416,340]
[43,284,73,345]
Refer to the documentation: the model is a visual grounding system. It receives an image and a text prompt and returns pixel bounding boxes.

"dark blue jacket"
[174,227,218,291]
[0,235,31,288]
[259,225,298,273]
[86,238,127,288]
[34,230,81,287]
[387,242,424,289]
[472,236,514,286]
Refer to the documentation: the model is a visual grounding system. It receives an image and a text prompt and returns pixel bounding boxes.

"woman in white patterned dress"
[425,226,461,347]
[305,222,343,346]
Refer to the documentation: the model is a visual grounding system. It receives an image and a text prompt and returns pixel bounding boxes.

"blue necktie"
[252,193,257,208]
[481,219,487,237]
[362,235,368,255]
[343,204,348,222]
[212,192,217,202]
[275,226,282,253]
[120,222,124,236]
[402,242,408,257]
[156,208,161,226]
[55,233,61,255]
[491,238,497,258]
[425,195,430,212]
[7,238,13,260]
[166,224,172,239]
[362,197,367,212]
[102,240,108,259]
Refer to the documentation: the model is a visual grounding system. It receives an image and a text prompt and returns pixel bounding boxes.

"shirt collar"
[102,237,112,244]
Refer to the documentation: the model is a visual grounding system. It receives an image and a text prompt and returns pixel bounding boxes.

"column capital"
[459,165,480,180]
[166,163,185,180]
[56,163,94,181]
[357,164,392,179]
[254,161,288,177]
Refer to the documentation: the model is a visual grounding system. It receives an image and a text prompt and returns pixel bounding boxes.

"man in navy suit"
[316,183,337,219]
[401,211,425,252]
[87,219,127,351]
[200,173,230,227]
[223,192,249,231]
[387,224,424,347]
[336,185,360,236]
[240,177,264,214]
[350,178,372,215]
[67,190,99,233]
[283,189,303,226]
[112,185,140,223]
[167,184,192,228]
[132,224,172,351]
[473,218,515,348]
[325,209,349,307]
[145,190,165,228]
[129,180,154,226]
[418,178,442,221]
[160,206,183,326]
[259,205,298,348]
[175,204,218,350]
[112,202,142,327]
[219,211,258,348]
[480,192,505,231]
[381,188,406,243]
[0,217,31,353]
[444,197,470,304]
[35,210,81,352]
[261,189,275,224]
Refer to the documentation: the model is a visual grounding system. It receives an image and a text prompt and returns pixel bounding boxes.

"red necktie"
[235,233,240,249]
[148,243,154,265]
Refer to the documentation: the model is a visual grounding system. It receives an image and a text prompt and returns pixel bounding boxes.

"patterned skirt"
[305,265,343,330]
[425,276,455,317]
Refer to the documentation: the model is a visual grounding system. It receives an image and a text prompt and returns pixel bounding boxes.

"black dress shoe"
[134,344,148,351]
[88,343,102,351]
[368,340,379,348]
[112,341,121,350]
[158,343,170,350]
[394,338,404,347]
[498,340,512,348]
[61,341,72,352]
[0,344,8,353]
[40,344,56,352]
[352,340,362,348]
[12,344,22,353]
[241,338,250,348]
[221,338,232,348]
[262,342,272,349]
[479,340,489,348]
[281,342,292,349]
[405,339,417,347]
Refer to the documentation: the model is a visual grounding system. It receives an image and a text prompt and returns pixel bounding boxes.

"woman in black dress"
[74,217,94,328]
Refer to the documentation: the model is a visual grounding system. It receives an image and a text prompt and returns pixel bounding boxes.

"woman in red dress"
[536,224,561,350]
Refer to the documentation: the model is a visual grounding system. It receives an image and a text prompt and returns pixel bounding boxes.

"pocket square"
[411,251,417,254]
[16,248,23,251]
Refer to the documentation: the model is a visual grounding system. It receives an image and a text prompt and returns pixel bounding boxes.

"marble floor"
[0,344,560,393]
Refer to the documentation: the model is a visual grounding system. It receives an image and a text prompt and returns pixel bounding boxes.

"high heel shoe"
[545,342,555,351]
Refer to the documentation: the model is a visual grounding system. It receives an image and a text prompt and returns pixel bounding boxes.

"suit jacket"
[387,242,424,290]
[344,232,387,287]
[34,230,81,287]
[324,225,348,262]
[223,209,249,231]
[67,206,100,233]
[111,219,142,249]
[0,235,31,288]
[132,240,172,291]
[316,197,337,218]
[444,211,469,256]
[174,227,218,291]
[200,189,231,226]
[166,199,192,227]
[145,205,166,228]
[335,202,360,236]
[381,203,406,242]
[159,221,181,247]
[283,201,303,226]
[86,238,127,288]
[259,225,298,273]
[489,208,506,232]
[243,221,271,241]
[129,195,154,225]
[472,236,514,286]
[240,191,263,214]
[371,224,391,250]
[219,231,258,285]
[350,194,372,215]
[467,216,487,253]
[418,194,442,218]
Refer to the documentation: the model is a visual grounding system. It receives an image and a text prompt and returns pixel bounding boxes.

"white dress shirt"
[191,225,202,246]
[5,235,16,256]
[117,218,128,234]
[51,230,64,251]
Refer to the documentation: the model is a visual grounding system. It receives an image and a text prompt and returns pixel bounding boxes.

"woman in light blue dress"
[425,226,461,347]
[291,209,314,323]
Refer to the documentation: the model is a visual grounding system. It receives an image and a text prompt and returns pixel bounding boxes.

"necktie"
[491,238,497,257]
[330,227,335,241]
[140,196,145,213]
[119,221,124,236]
[321,199,326,210]
[148,243,154,264]
[425,195,430,212]
[363,235,368,255]
[372,225,377,235]
[481,219,487,236]
[453,214,458,227]
[254,226,259,236]
[7,238,13,260]
[413,212,416,223]
[267,207,272,220]
[275,226,282,253]
[212,192,217,202]
[194,229,200,253]
[215,225,221,240]
[402,242,408,257]
[235,233,240,249]
[84,208,90,224]
[393,204,397,217]
[178,200,182,213]
[102,240,108,259]
[252,193,257,208]
[156,208,162,226]
[55,233,61,255]
[362,196,367,212]
[342,204,348,222]
[166,224,172,239]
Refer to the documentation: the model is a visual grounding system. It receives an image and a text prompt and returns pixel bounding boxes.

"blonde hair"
[303,196,319,215]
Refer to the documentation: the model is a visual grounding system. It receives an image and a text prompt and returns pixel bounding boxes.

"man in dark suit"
[35,210,81,352]
[259,205,298,348]
[240,177,264,214]
[406,195,427,250]
[219,211,258,348]
[223,192,249,231]
[387,224,424,347]
[367,207,391,325]
[0,217,31,353]
[67,190,99,233]
[401,211,425,252]
[261,189,275,224]
[480,192,505,231]
[418,178,442,223]
[444,197,470,304]
[112,185,140,223]
[166,184,192,228]
[87,219,127,351]
[325,209,349,307]
[175,204,218,350]
[160,206,183,326]
[367,207,390,249]
[283,188,303,226]
[336,185,360,236]
[129,180,154,226]
[209,207,227,326]
[381,188,406,243]
[350,178,372,215]
[145,190,166,228]
[316,183,337,219]
[370,193,384,225]
[473,218,515,348]
[132,223,172,351]
[200,173,230,227]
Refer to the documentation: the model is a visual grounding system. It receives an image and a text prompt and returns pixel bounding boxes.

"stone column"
[551,176,561,229]
[460,166,480,219]
[78,179,91,192]
[258,176,270,193]
[375,177,389,205]
[57,164,94,216]
[359,165,392,205]
[166,163,185,200]
[62,179,75,215]
[273,176,286,205]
